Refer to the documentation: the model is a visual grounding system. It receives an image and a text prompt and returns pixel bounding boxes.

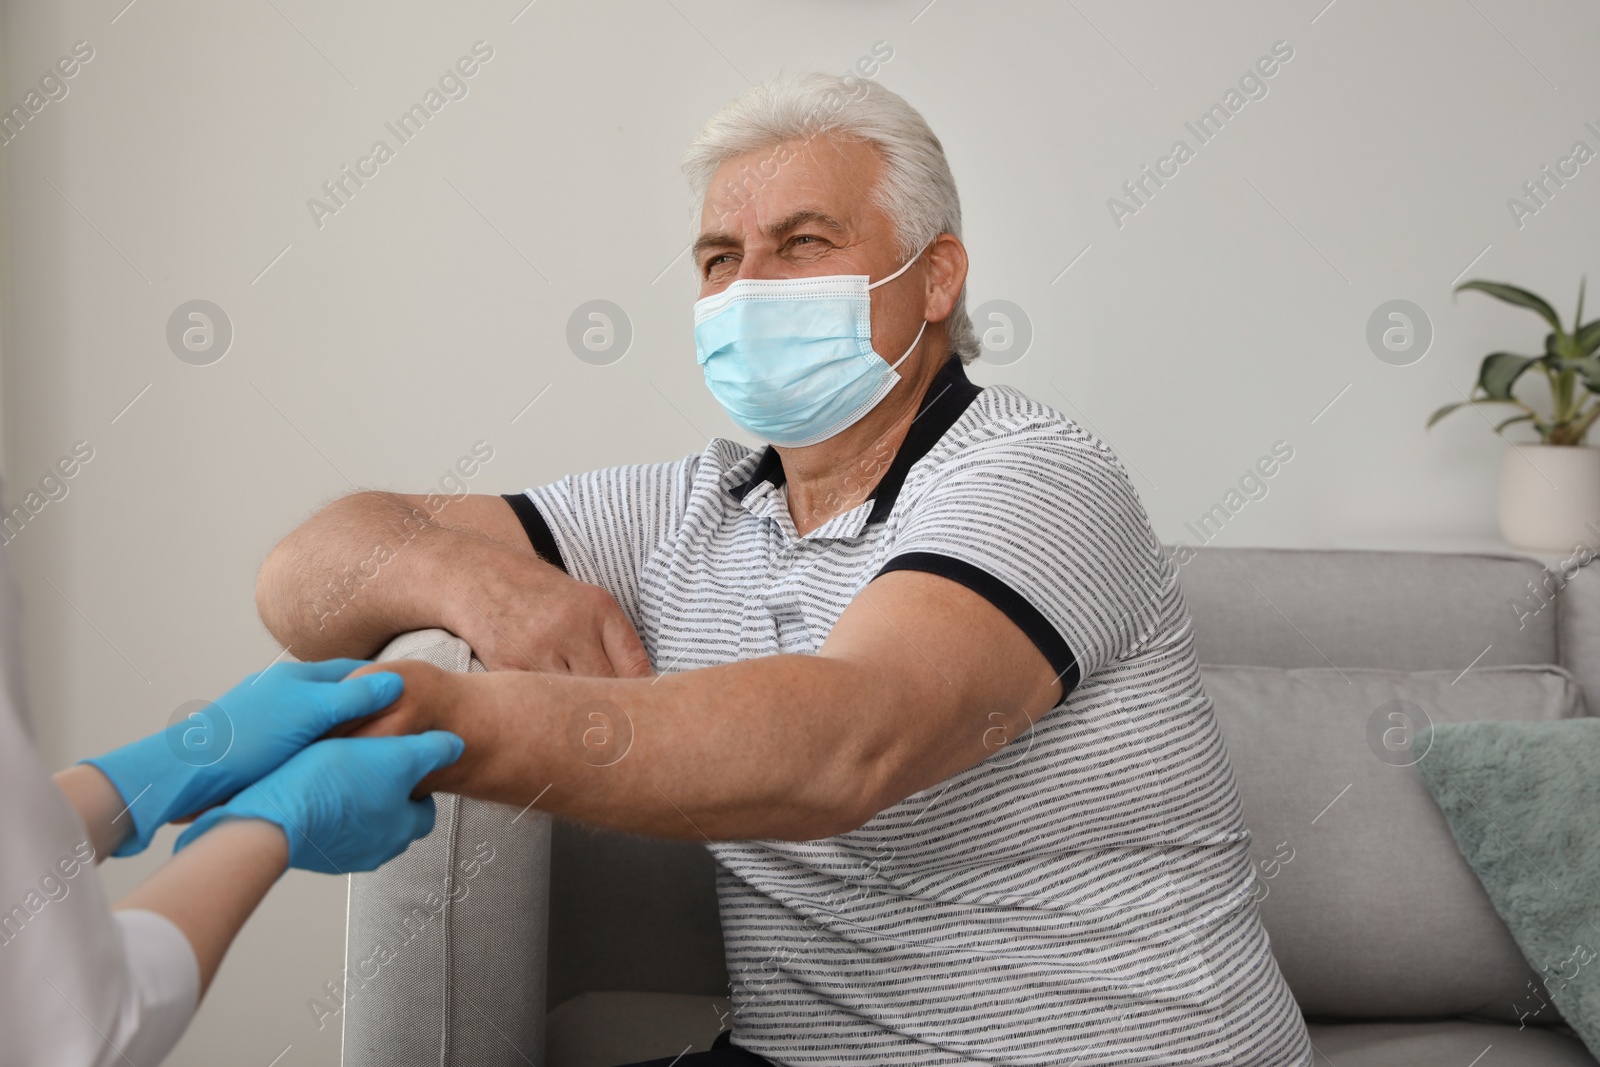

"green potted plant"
[1429,278,1600,551]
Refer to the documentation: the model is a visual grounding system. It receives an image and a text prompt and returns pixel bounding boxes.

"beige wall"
[5,1,1600,1063]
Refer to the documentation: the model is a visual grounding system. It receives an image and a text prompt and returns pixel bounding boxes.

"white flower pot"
[1498,443,1600,552]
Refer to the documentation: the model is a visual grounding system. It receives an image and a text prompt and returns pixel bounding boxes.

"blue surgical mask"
[693,244,931,447]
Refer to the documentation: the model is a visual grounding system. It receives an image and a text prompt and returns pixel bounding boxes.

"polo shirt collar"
[727,353,983,526]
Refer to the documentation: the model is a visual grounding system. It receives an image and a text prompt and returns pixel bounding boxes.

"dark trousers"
[613,1028,774,1066]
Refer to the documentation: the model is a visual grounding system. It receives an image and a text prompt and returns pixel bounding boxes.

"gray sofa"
[339,547,1600,1066]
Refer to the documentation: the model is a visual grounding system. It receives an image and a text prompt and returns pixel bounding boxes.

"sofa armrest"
[341,629,552,1067]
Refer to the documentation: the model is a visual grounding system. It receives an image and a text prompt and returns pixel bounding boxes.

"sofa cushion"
[1305,1019,1597,1066]
[547,992,731,1067]
[548,995,1600,1067]
[1203,663,1584,1020]
[1416,718,1600,1058]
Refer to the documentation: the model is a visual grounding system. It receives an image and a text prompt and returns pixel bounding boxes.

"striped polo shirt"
[504,354,1312,1067]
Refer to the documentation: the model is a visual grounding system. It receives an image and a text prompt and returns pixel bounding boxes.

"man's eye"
[704,254,735,277]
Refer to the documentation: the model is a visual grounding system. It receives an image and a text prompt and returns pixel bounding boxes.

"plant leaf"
[1578,275,1587,330]
[1557,355,1600,392]
[1427,396,1517,429]
[1575,318,1600,358]
[1479,352,1540,400]
[1494,413,1535,434]
[1456,280,1564,333]
[1427,401,1467,428]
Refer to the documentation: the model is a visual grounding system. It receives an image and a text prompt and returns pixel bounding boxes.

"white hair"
[682,71,981,365]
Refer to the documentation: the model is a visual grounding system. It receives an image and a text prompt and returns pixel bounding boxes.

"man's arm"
[257,491,650,675]
[352,567,1065,841]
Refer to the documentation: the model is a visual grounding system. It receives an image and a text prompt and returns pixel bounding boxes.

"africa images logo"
[1107,40,1295,229]
[306,41,495,230]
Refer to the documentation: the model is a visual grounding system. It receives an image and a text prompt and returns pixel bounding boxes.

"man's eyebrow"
[692,210,849,260]
[692,230,739,259]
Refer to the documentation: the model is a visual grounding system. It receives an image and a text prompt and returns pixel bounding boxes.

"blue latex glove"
[82,660,405,857]
[173,732,465,874]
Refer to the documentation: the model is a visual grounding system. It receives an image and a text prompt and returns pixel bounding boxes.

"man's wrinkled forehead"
[697,135,882,243]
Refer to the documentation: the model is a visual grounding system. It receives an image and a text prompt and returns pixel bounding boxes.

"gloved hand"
[174,732,464,874]
[82,660,405,857]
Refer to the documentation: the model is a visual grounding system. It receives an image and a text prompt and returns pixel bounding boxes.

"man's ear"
[923,232,968,324]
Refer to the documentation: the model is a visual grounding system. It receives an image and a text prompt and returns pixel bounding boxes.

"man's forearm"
[257,492,466,659]
[442,656,891,842]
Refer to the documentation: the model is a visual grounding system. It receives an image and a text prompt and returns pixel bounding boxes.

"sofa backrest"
[1176,547,1560,671]
[545,547,1600,1015]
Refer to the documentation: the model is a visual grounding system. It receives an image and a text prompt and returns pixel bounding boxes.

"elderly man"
[257,73,1312,1067]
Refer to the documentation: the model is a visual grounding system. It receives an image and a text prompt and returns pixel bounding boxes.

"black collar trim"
[728,353,983,525]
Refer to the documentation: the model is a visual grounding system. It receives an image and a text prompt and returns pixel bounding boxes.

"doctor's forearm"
[52,763,132,861]
[116,818,289,997]
[454,657,888,840]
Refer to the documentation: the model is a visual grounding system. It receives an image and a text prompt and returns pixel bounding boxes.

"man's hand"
[439,534,652,676]
[336,660,480,796]
[256,491,652,678]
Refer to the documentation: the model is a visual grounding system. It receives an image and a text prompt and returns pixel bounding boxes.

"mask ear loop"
[868,239,935,371]
[866,239,935,291]
[889,320,929,371]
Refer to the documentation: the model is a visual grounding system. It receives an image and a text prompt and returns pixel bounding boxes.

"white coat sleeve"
[0,540,200,1066]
